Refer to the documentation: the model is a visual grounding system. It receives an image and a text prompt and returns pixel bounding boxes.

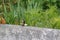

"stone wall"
[0,24,60,40]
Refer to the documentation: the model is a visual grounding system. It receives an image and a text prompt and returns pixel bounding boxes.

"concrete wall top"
[0,24,60,40]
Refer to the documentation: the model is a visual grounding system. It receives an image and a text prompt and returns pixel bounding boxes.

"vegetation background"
[0,0,60,29]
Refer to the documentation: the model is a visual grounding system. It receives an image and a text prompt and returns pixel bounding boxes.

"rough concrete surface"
[0,24,60,40]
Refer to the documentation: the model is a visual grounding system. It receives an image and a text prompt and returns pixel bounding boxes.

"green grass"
[0,0,60,29]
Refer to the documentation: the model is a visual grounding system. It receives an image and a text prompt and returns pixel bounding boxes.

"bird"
[20,20,27,26]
